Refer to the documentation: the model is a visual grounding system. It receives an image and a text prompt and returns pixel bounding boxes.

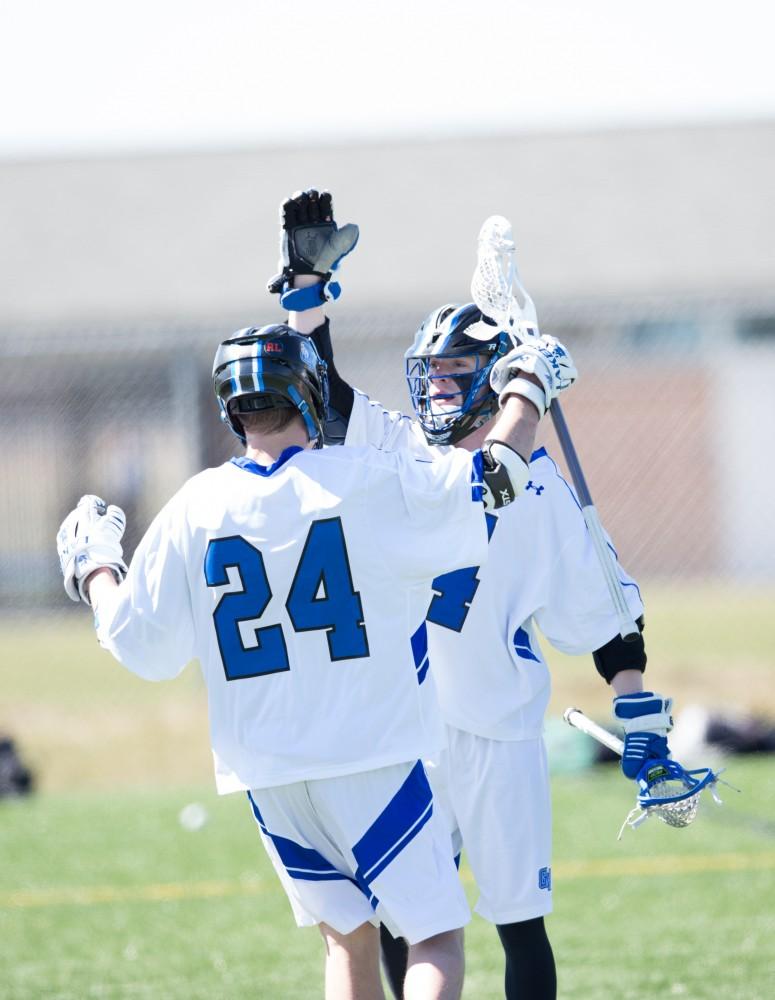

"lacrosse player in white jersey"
[56,315,556,1000]
[267,190,675,1000]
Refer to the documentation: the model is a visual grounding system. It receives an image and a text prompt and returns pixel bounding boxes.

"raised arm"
[478,336,577,508]
[267,188,358,443]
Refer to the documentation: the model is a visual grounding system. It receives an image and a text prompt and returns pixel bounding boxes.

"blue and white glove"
[613,691,674,779]
[267,189,359,311]
[489,334,577,418]
[56,494,127,605]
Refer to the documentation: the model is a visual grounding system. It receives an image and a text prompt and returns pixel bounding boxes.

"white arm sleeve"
[345,390,423,453]
[532,461,644,655]
[95,496,196,680]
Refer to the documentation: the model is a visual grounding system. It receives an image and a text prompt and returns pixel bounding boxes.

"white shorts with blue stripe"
[426,729,553,925]
[248,759,470,944]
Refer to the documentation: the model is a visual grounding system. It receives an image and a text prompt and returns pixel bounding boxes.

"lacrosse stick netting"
[563,707,728,838]
[470,215,639,640]
[470,216,538,339]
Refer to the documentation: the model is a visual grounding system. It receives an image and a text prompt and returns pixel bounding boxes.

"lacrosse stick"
[563,706,728,838]
[471,216,639,641]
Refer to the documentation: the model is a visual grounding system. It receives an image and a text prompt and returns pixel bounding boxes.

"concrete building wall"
[2,121,774,327]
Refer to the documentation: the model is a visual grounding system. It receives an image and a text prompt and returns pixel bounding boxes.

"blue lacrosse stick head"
[635,758,720,813]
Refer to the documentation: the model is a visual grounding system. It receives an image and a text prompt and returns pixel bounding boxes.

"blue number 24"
[204,517,369,681]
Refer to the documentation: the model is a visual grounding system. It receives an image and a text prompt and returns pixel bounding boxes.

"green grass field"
[3,765,774,999]
[1,586,774,998]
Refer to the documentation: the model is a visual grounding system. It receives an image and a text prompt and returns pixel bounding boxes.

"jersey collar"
[230,446,304,477]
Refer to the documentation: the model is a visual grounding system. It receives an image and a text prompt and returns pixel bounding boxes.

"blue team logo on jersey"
[538,866,552,891]
[525,480,544,496]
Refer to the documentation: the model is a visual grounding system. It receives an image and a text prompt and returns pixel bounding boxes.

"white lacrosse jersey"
[95,443,488,792]
[345,391,645,741]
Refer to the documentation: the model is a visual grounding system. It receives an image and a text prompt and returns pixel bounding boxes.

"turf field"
[1,585,774,998]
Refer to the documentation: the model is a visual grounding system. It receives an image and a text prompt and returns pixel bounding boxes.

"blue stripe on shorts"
[352,760,434,909]
[247,791,351,883]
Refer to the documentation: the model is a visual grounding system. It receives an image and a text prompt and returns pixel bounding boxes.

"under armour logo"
[525,480,544,496]
[538,866,552,890]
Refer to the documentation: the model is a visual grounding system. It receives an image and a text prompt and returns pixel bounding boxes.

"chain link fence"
[2,298,774,611]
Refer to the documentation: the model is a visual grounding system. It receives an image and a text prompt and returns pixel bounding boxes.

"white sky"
[1,0,774,158]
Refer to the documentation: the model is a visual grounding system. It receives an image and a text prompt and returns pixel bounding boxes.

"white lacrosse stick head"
[470,215,539,342]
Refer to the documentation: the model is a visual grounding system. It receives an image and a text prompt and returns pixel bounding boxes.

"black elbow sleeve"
[310,318,354,423]
[592,615,647,683]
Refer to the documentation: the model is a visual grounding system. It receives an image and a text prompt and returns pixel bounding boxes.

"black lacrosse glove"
[267,189,359,310]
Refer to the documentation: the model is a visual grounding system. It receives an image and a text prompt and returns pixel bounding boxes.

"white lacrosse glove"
[613,691,674,780]
[56,494,127,605]
[489,335,577,418]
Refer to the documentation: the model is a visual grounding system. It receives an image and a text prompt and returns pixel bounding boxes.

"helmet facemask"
[405,304,513,446]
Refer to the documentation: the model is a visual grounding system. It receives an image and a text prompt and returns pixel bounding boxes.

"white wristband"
[617,712,673,735]
[498,377,547,418]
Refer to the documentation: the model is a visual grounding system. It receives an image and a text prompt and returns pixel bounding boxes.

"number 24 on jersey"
[204,517,370,681]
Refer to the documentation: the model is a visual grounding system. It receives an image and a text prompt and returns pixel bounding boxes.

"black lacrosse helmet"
[404,303,514,446]
[212,324,329,446]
